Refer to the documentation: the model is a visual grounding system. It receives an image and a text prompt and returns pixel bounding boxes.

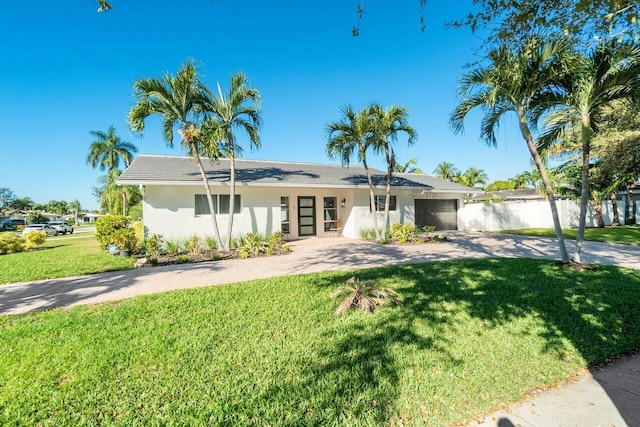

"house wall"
[143,185,355,241]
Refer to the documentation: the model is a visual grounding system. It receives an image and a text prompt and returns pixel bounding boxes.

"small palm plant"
[331,277,402,316]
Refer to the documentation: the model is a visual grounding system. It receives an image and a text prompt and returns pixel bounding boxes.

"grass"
[0,234,134,284]
[1,258,639,426]
[503,225,640,246]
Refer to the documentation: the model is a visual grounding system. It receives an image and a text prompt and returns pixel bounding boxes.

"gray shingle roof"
[117,154,476,193]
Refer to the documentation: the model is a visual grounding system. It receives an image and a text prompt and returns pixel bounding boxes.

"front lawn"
[0,235,134,284]
[1,258,639,425]
[503,225,640,246]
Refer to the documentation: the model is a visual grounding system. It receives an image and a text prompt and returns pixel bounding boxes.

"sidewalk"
[1,232,640,426]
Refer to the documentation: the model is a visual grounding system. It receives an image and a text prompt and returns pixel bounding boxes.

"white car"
[49,221,74,235]
[21,224,58,237]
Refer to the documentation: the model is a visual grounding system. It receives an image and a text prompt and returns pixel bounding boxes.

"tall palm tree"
[462,166,489,190]
[128,59,223,247]
[200,72,262,251]
[433,162,459,181]
[393,158,424,174]
[69,199,81,225]
[326,105,383,240]
[450,36,573,263]
[86,125,138,172]
[370,104,417,236]
[540,40,640,261]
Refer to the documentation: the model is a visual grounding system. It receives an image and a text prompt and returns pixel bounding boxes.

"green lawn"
[503,225,640,246]
[1,259,639,426]
[0,234,134,284]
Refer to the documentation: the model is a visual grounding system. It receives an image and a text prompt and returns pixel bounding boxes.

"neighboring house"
[470,188,545,203]
[117,154,477,240]
[82,212,104,224]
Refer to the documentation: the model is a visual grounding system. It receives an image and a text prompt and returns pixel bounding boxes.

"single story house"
[117,154,477,240]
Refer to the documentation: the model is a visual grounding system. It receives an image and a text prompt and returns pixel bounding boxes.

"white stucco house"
[117,154,477,240]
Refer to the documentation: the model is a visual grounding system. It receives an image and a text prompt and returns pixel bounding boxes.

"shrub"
[268,231,285,249]
[131,221,145,252]
[204,236,217,251]
[359,228,376,240]
[0,233,26,255]
[186,235,203,255]
[26,212,48,224]
[95,215,130,249]
[145,233,164,258]
[331,277,402,316]
[390,223,415,244]
[237,232,265,257]
[24,230,47,249]
[110,228,137,252]
[165,240,183,256]
[177,255,189,264]
[149,257,158,265]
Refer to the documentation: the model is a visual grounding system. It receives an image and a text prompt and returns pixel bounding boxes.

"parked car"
[21,224,58,237]
[48,221,74,235]
[1,218,27,230]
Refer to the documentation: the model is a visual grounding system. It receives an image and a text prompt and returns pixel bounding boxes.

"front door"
[298,196,316,236]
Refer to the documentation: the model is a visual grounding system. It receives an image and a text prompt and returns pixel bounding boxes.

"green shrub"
[149,257,158,265]
[390,223,415,244]
[165,240,183,256]
[177,255,189,264]
[186,235,203,255]
[24,231,47,249]
[131,221,145,252]
[144,234,164,258]
[268,231,285,249]
[26,212,48,224]
[95,216,130,249]
[237,232,265,257]
[359,228,376,240]
[212,253,222,261]
[205,236,217,251]
[0,233,26,255]
[110,228,137,252]
[422,225,436,235]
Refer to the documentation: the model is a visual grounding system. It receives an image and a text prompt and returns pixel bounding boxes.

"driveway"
[1,232,639,315]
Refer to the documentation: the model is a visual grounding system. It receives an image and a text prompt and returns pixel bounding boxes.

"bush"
[268,231,285,249]
[205,236,217,251]
[26,212,48,224]
[24,230,47,249]
[131,221,145,252]
[186,235,203,255]
[390,223,415,244]
[145,233,164,258]
[0,233,26,255]
[237,232,265,257]
[177,255,189,264]
[110,228,137,252]
[165,240,183,256]
[359,228,376,240]
[95,216,130,249]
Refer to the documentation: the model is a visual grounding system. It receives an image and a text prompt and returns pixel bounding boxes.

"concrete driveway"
[1,232,639,315]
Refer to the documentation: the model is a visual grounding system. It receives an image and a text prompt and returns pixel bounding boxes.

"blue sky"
[0,0,533,210]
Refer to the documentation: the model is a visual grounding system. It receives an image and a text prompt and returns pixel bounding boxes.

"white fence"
[460,199,639,232]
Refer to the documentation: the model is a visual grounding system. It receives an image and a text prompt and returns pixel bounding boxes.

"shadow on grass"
[253,259,640,425]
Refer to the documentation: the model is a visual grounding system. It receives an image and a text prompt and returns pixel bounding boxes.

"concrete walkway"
[1,232,639,426]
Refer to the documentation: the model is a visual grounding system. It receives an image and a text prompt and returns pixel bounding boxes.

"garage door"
[415,199,458,231]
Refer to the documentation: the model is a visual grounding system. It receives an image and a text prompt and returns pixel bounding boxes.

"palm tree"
[69,199,81,225]
[370,104,417,236]
[450,36,573,263]
[200,72,262,251]
[128,59,224,247]
[326,105,383,240]
[86,126,138,172]
[393,158,424,174]
[540,40,640,261]
[433,162,459,181]
[462,167,489,190]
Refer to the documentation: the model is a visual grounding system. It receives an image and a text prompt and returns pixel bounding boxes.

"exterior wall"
[143,185,354,241]
[460,199,639,232]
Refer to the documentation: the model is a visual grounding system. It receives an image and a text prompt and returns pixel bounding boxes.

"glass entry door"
[298,196,316,236]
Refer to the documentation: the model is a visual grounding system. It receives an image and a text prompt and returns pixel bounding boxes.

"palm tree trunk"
[363,158,381,241]
[611,192,620,226]
[573,122,591,263]
[226,138,236,251]
[381,147,393,238]
[122,190,127,216]
[191,144,223,250]
[518,114,570,263]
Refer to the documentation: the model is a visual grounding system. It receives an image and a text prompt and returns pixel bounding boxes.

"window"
[195,194,241,215]
[323,197,338,231]
[372,195,397,211]
[281,196,290,234]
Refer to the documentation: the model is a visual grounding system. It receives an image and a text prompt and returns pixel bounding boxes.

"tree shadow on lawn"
[243,259,640,425]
